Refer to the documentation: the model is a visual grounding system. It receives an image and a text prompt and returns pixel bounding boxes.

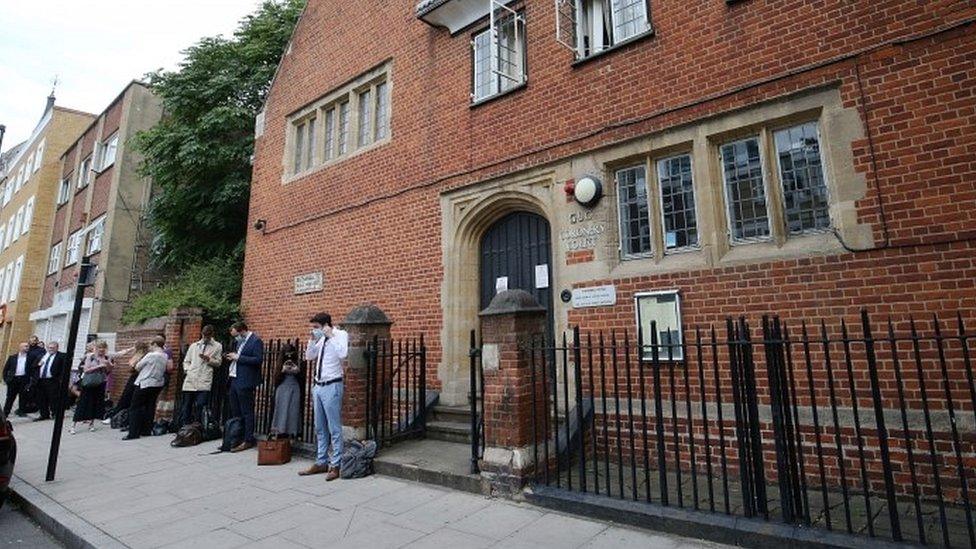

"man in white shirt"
[123,336,169,440]
[33,341,66,421]
[299,313,348,481]
[3,342,35,417]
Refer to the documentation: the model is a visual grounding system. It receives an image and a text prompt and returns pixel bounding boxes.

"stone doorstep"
[9,475,128,549]
[523,484,917,549]
[372,438,489,496]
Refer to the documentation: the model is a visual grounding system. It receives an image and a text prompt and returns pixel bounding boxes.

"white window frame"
[3,216,12,248]
[22,196,34,235]
[471,6,527,103]
[1,263,12,304]
[86,216,106,255]
[97,132,119,171]
[65,230,82,266]
[9,256,23,302]
[11,208,23,242]
[634,290,684,361]
[3,180,13,206]
[48,242,62,275]
[33,139,45,173]
[562,0,651,59]
[719,135,773,245]
[58,176,72,205]
[78,156,93,188]
[0,224,5,249]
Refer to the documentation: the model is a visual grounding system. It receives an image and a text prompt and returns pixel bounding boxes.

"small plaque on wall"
[294,272,324,295]
[571,285,617,308]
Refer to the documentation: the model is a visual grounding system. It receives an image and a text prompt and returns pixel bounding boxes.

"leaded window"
[375,82,389,141]
[721,137,770,242]
[357,89,372,148]
[657,154,698,251]
[775,122,830,234]
[337,102,350,156]
[616,165,652,257]
[471,12,526,103]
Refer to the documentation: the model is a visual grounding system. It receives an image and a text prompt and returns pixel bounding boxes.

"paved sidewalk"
[8,414,729,549]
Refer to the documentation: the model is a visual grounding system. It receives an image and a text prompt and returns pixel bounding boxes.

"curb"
[8,476,128,549]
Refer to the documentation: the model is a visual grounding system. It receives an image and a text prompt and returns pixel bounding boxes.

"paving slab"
[5,410,728,549]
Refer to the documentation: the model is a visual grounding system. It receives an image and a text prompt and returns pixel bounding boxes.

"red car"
[0,408,15,509]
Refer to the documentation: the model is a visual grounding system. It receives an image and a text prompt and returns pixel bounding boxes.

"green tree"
[127,0,305,324]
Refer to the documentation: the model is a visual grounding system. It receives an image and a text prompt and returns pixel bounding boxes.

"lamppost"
[46,257,98,482]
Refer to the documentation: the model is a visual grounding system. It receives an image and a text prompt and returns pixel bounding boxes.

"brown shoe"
[230,441,255,453]
[298,463,330,476]
[325,467,340,481]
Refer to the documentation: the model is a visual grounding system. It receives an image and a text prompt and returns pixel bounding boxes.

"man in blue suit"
[225,321,263,452]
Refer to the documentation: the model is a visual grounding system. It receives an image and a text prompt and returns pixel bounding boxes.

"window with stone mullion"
[617,165,653,258]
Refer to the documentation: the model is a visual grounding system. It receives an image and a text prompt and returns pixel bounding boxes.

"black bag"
[340,439,377,479]
[200,407,222,441]
[20,384,39,414]
[219,417,244,452]
[110,409,129,430]
[171,422,204,447]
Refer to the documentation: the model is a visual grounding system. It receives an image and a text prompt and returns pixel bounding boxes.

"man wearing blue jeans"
[299,313,348,481]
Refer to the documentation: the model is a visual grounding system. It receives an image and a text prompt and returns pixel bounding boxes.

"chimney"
[45,93,56,114]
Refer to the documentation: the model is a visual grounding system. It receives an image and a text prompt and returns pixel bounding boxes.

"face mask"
[235,335,245,343]
[311,328,325,340]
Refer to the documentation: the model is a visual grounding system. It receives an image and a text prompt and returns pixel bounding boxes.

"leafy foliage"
[135,0,305,267]
[121,257,242,330]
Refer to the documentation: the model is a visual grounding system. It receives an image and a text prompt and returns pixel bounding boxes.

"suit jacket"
[230,334,264,390]
[3,354,36,383]
[32,352,67,383]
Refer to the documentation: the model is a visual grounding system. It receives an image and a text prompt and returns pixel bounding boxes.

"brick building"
[30,82,163,355]
[0,97,94,358]
[244,0,976,402]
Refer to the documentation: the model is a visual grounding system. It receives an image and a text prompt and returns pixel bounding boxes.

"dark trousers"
[179,390,210,426]
[106,375,137,419]
[3,376,28,416]
[229,384,256,444]
[126,386,163,439]
[35,378,60,419]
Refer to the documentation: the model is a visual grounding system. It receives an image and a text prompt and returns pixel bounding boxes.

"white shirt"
[14,353,27,377]
[229,332,252,378]
[306,328,349,382]
[134,350,168,388]
[39,352,56,378]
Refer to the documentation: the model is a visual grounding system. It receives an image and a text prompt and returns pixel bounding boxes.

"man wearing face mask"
[225,321,264,452]
[298,313,348,480]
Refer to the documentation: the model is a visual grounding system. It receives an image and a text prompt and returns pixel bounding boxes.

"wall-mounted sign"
[571,285,617,308]
[559,223,606,251]
[294,272,324,295]
[534,264,549,289]
[495,276,509,294]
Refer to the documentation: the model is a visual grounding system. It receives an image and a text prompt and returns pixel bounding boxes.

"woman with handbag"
[270,344,304,438]
[71,341,114,434]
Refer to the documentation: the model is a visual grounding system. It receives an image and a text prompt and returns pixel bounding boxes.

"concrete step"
[425,420,473,444]
[374,439,487,495]
[429,404,471,424]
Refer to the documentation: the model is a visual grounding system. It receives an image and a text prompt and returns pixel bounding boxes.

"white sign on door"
[495,276,509,294]
[534,264,549,289]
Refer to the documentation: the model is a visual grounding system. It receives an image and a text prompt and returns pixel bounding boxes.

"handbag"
[258,434,291,466]
[80,371,106,388]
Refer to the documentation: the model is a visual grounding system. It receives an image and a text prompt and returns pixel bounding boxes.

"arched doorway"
[479,211,553,329]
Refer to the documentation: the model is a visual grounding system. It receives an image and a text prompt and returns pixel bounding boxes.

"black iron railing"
[526,311,976,548]
[366,335,428,446]
[469,329,486,473]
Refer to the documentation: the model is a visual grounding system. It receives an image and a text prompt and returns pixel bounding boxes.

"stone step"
[425,420,473,444]
[374,439,487,495]
[429,404,471,424]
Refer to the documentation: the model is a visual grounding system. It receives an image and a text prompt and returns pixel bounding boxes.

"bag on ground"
[340,439,377,479]
[200,407,222,441]
[110,409,129,430]
[151,419,171,437]
[171,422,204,447]
[219,417,244,452]
[257,435,291,465]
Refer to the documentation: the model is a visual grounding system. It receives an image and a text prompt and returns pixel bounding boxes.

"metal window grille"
[337,102,349,156]
[610,0,648,42]
[657,154,698,251]
[616,165,652,257]
[775,122,831,234]
[324,108,335,161]
[375,82,389,141]
[358,89,372,148]
[472,6,525,102]
[721,137,771,242]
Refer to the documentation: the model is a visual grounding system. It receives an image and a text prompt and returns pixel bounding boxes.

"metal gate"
[365,335,428,447]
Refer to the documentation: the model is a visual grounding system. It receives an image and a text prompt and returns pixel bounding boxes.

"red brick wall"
[242,1,976,393]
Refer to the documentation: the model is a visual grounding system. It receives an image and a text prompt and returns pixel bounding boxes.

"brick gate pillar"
[478,289,547,494]
[157,307,203,421]
[342,304,392,440]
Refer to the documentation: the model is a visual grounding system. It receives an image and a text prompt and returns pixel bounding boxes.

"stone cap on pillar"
[479,290,546,317]
[344,304,393,326]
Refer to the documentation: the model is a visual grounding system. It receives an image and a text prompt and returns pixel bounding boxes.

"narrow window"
[616,165,652,258]
[58,177,71,205]
[775,122,831,234]
[87,218,105,255]
[49,243,62,275]
[99,133,119,170]
[66,231,81,265]
[78,156,92,188]
[293,121,306,173]
[358,89,373,148]
[10,257,23,302]
[720,137,770,242]
[471,12,526,102]
[2,263,13,304]
[374,82,389,141]
[337,102,350,156]
[657,154,698,251]
[304,116,316,170]
[22,196,34,234]
[635,291,683,360]
[324,108,335,161]
[33,139,45,173]
[610,0,649,42]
